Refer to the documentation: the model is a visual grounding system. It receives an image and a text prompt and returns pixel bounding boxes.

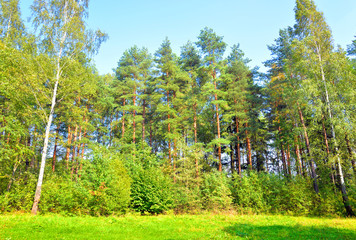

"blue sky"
[19,0,356,74]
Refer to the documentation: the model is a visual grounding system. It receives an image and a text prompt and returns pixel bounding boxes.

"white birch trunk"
[31,0,69,215]
[315,42,354,216]
[31,79,59,214]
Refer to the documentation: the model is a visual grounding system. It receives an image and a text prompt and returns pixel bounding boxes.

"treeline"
[0,0,355,216]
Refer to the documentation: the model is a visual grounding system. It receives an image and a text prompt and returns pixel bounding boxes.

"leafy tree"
[30,0,106,214]
[0,0,25,47]
[293,0,354,216]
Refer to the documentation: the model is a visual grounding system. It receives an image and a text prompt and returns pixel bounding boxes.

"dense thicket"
[0,0,355,216]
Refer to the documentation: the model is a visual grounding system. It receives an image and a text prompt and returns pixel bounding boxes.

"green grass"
[0,213,355,239]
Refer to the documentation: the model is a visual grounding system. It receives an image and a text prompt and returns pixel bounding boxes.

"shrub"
[39,150,131,216]
[40,175,90,215]
[265,175,314,215]
[0,172,36,212]
[230,171,267,213]
[80,152,131,215]
[130,165,174,214]
[123,146,175,214]
[173,184,202,213]
[200,170,232,210]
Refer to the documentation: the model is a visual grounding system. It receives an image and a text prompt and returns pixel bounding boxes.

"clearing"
[0,214,355,239]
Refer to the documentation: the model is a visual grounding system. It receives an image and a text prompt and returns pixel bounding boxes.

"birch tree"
[30,0,106,215]
[293,0,354,216]
[0,0,25,47]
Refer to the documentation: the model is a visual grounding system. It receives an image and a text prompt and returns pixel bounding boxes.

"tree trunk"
[25,135,31,170]
[30,126,37,169]
[277,124,287,177]
[315,43,353,215]
[230,144,235,174]
[235,117,241,175]
[286,145,291,176]
[71,125,78,176]
[133,86,136,144]
[65,125,72,169]
[32,0,72,214]
[142,97,146,144]
[193,102,199,178]
[109,114,113,146]
[79,118,87,178]
[213,80,222,172]
[280,144,287,176]
[122,98,125,140]
[149,120,153,148]
[76,124,82,175]
[345,133,356,174]
[7,159,19,192]
[276,149,281,175]
[31,78,59,215]
[52,124,60,172]
[299,134,307,177]
[245,123,252,168]
[322,120,336,186]
[294,136,302,175]
[173,139,177,183]
[298,106,319,194]
[167,82,171,164]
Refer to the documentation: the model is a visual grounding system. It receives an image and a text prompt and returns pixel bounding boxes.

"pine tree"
[223,44,250,174]
[154,38,181,172]
[180,41,203,177]
[196,27,227,172]
[115,46,152,148]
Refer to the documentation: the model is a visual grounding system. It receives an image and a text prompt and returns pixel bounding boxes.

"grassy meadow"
[0,214,355,240]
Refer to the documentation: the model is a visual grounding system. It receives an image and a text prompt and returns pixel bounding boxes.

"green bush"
[124,147,175,214]
[39,150,131,216]
[173,184,202,213]
[265,175,314,215]
[80,152,131,215]
[230,172,320,215]
[40,175,90,215]
[130,166,174,214]
[0,173,36,212]
[230,171,267,213]
[200,170,232,210]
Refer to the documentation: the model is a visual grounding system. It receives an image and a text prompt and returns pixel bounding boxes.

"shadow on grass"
[224,223,356,240]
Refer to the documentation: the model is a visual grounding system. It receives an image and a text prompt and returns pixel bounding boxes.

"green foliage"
[124,147,175,214]
[39,149,131,216]
[230,171,344,216]
[264,175,314,215]
[174,184,202,213]
[1,0,355,218]
[79,150,131,215]
[172,144,204,213]
[231,171,268,213]
[0,173,36,212]
[40,175,90,215]
[200,170,232,209]
[130,166,174,214]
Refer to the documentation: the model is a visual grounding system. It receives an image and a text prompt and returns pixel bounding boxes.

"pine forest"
[0,0,356,218]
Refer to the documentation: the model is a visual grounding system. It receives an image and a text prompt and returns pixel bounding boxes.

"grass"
[0,213,355,239]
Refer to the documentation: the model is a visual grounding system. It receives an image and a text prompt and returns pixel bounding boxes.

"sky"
[19,0,356,75]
